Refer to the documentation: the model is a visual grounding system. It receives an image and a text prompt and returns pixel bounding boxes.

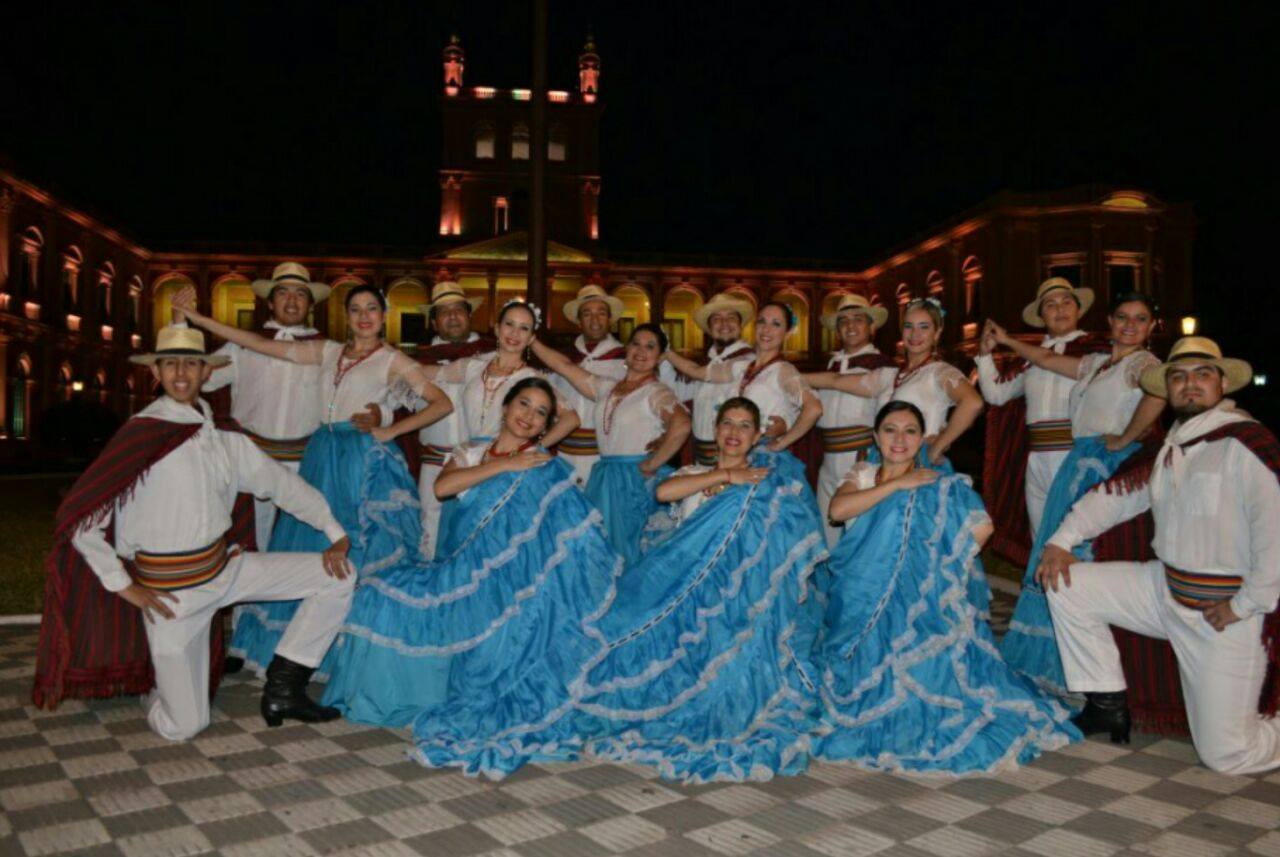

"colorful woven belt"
[1028,419,1073,452]
[559,427,599,457]
[245,430,311,462]
[819,424,875,454]
[693,437,719,466]
[131,538,234,591]
[1164,564,1243,610]
[420,442,453,468]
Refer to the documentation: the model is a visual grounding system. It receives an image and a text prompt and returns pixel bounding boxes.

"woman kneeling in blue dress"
[321,377,621,727]
[817,401,1080,774]
[410,397,828,783]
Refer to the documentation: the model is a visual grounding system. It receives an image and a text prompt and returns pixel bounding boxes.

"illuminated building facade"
[0,35,1195,466]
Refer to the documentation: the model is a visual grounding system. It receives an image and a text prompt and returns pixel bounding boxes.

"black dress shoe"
[260,655,340,727]
[223,655,245,675]
[1071,691,1131,744]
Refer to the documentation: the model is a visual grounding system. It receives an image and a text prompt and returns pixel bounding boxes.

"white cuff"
[1229,591,1263,622]
[322,521,348,544]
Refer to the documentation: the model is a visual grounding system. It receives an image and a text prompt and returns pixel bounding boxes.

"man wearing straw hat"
[35,325,355,740]
[977,277,1100,540]
[1038,336,1280,773]
[659,292,757,466]
[815,294,897,546]
[196,262,332,549]
[409,280,493,550]
[555,283,628,486]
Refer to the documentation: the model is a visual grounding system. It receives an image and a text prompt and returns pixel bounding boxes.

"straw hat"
[563,284,625,324]
[417,280,484,315]
[821,293,889,331]
[1140,336,1252,398]
[130,326,231,367]
[693,293,756,335]
[251,262,331,303]
[1022,277,1094,328]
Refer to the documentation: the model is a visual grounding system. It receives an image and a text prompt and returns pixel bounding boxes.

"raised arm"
[434,448,550,499]
[1037,479,1152,592]
[928,371,984,464]
[803,370,880,397]
[542,404,581,449]
[663,349,710,381]
[171,285,323,365]
[655,465,767,503]
[985,319,1080,380]
[369,352,457,442]
[640,391,691,476]
[531,339,598,400]
[828,467,940,522]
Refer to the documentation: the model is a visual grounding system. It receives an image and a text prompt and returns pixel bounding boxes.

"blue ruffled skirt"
[999,435,1138,694]
[585,455,673,566]
[229,424,423,673]
[817,474,1079,773]
[322,456,621,728]
[409,451,828,783]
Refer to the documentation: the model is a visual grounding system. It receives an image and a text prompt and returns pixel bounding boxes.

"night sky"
[2,2,1276,365]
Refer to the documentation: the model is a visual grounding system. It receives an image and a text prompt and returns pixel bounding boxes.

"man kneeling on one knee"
[1038,336,1280,774]
[63,327,355,740]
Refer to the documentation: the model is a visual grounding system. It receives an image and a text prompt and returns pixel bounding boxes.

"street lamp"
[1180,315,1198,336]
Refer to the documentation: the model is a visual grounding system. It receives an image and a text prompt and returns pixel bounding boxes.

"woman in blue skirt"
[321,377,620,726]
[176,285,453,674]
[817,401,1079,774]
[532,324,690,566]
[409,397,828,783]
[989,291,1165,694]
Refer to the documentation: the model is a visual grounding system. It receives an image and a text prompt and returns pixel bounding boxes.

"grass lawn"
[0,475,75,615]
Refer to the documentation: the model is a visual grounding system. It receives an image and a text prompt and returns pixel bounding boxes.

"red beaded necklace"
[334,343,383,388]
[893,354,936,390]
[738,354,784,395]
[485,437,537,460]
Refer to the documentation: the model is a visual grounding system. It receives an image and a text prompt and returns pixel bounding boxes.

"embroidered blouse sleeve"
[1075,352,1104,382]
[648,383,686,421]
[434,356,476,386]
[1125,351,1160,388]
[776,362,808,408]
[838,460,878,490]
[704,361,739,385]
[934,362,966,395]
[387,350,446,401]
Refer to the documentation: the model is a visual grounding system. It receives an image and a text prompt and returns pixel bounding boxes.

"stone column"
[0,187,16,293]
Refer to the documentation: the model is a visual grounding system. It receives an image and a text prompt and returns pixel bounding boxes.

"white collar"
[709,340,752,360]
[431,332,479,346]
[1042,329,1087,347]
[263,320,319,339]
[137,395,213,426]
[575,334,623,357]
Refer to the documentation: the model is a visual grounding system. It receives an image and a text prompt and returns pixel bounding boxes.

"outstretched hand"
[170,285,198,322]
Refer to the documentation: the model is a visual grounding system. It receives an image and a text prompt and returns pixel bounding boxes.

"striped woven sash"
[420,442,453,468]
[1028,419,1073,452]
[131,538,235,591]
[245,430,311,462]
[819,425,875,454]
[693,437,719,466]
[559,427,599,457]
[1164,564,1243,610]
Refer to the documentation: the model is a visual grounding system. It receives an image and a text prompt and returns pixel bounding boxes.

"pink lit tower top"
[436,31,603,246]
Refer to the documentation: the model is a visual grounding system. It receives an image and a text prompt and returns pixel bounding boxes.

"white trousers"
[565,453,599,488]
[143,551,354,742]
[1025,449,1069,535]
[418,462,444,558]
[251,459,302,549]
[817,450,860,548]
[1048,559,1280,774]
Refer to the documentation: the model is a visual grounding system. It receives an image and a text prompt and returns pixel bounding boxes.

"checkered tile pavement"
[3,619,1279,856]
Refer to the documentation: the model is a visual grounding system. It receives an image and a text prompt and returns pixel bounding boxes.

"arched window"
[386,278,428,347]
[327,276,366,341]
[62,246,83,315]
[548,124,567,161]
[474,124,496,160]
[511,123,530,160]
[59,363,74,403]
[17,227,43,299]
[127,277,144,332]
[9,353,33,440]
[211,275,255,330]
[662,286,705,353]
[98,261,116,323]
[152,274,195,338]
[613,285,650,342]
[94,369,109,405]
[820,290,853,354]
[962,256,983,321]
[772,291,809,356]
[925,269,944,298]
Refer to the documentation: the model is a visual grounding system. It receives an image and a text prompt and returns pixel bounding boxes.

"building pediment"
[435,231,595,264]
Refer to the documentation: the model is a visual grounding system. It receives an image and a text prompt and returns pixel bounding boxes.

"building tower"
[436,32,603,246]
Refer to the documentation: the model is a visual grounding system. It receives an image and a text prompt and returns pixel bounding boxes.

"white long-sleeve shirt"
[71,396,346,593]
[817,344,897,430]
[200,321,323,439]
[548,335,627,432]
[975,330,1086,424]
[1050,402,1280,621]
[660,340,755,440]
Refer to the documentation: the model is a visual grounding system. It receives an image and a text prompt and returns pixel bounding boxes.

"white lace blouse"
[589,377,685,456]
[1070,350,1160,438]
[284,340,437,425]
[888,360,966,437]
[435,354,547,440]
[705,359,808,428]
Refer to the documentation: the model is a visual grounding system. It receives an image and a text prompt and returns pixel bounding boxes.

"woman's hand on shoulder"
[895,468,941,490]
[504,450,551,472]
[725,466,768,485]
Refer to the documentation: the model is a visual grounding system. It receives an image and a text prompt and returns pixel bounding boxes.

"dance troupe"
[31,261,1280,782]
